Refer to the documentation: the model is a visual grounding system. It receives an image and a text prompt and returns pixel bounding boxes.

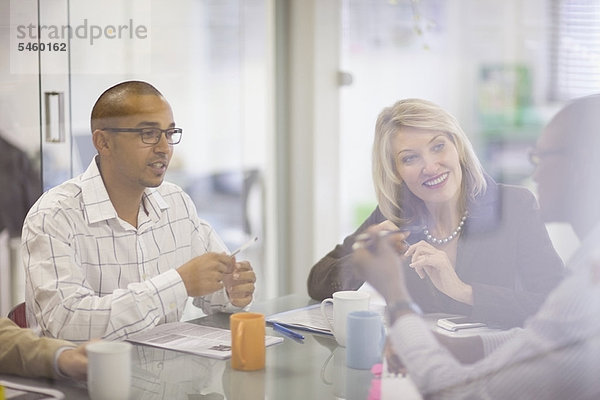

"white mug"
[320,290,370,347]
[87,341,132,400]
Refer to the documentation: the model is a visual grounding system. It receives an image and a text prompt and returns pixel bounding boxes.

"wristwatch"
[385,300,422,325]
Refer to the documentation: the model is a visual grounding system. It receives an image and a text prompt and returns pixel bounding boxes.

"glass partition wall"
[4,0,592,315]
[0,0,274,314]
[337,0,581,261]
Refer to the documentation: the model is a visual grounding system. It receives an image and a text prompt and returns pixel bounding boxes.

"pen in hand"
[231,236,259,256]
[271,322,305,341]
[352,228,418,252]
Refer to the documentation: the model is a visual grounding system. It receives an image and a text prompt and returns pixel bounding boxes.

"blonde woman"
[308,98,565,327]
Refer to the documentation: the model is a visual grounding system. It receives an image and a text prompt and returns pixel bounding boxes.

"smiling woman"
[307,98,566,328]
[391,129,463,218]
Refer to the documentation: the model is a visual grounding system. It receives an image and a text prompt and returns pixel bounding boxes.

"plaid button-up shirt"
[23,158,237,342]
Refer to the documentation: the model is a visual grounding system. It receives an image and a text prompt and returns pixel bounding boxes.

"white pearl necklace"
[424,212,467,245]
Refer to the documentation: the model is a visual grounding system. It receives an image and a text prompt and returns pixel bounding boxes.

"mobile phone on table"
[437,316,486,332]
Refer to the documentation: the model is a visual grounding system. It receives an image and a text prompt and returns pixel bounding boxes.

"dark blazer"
[307,179,566,328]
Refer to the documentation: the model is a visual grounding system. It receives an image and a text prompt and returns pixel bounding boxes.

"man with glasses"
[353,94,600,399]
[22,81,256,342]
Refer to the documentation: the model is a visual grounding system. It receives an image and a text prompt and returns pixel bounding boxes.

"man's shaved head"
[90,81,165,133]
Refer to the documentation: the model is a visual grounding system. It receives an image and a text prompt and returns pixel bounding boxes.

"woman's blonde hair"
[372,98,487,226]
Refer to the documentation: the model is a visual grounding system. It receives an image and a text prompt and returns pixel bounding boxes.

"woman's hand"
[405,241,473,305]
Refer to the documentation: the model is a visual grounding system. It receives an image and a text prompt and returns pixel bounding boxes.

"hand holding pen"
[224,261,256,308]
[176,237,258,299]
[352,221,419,255]
[177,252,238,297]
[224,236,259,308]
[231,236,258,257]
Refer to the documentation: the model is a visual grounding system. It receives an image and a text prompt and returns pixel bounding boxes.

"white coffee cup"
[87,341,132,400]
[320,290,370,347]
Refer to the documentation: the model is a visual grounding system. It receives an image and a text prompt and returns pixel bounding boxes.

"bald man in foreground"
[353,94,600,399]
[23,81,256,342]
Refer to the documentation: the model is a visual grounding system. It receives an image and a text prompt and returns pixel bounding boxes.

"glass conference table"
[1,294,417,400]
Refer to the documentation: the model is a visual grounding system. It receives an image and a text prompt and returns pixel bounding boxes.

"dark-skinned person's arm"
[352,230,586,399]
[307,206,411,300]
[307,207,386,300]
[352,231,501,398]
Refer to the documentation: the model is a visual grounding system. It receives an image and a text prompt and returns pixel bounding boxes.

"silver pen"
[231,236,258,256]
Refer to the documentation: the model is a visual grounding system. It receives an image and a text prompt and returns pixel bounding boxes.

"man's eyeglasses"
[528,148,563,166]
[103,127,183,145]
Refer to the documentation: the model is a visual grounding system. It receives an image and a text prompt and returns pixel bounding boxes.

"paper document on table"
[267,304,333,335]
[357,281,387,307]
[266,302,386,336]
[127,321,283,360]
[0,379,65,399]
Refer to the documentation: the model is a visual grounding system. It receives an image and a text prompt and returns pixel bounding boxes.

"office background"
[0,0,595,316]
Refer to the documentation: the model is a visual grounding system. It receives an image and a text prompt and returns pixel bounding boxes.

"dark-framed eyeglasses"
[103,127,183,145]
[528,148,563,166]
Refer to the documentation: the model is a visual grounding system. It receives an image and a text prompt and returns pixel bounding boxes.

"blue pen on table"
[271,322,305,341]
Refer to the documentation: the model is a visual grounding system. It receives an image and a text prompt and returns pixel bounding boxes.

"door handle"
[44,91,65,143]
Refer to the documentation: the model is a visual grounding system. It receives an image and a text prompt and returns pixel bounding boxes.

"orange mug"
[230,312,266,371]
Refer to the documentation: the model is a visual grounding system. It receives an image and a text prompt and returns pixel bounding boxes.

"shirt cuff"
[53,345,76,379]
[390,313,438,351]
[148,268,190,319]
[480,327,522,356]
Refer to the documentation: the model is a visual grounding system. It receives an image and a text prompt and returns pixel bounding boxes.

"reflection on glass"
[131,346,226,399]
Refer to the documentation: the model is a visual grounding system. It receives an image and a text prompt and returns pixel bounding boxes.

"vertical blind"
[550,0,600,101]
